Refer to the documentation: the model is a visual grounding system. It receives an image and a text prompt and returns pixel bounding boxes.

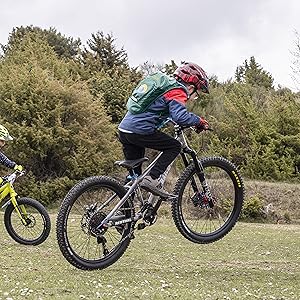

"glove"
[195,117,210,133]
[14,164,23,172]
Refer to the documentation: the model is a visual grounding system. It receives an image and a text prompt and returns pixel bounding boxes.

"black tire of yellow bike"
[171,156,244,244]
[4,197,51,245]
[56,176,133,270]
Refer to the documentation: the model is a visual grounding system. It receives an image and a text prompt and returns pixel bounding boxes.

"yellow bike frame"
[0,178,28,225]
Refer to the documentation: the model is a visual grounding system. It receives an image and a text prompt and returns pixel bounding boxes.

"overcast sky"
[1,0,300,90]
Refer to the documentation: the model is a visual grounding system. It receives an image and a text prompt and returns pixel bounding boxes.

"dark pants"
[118,131,181,179]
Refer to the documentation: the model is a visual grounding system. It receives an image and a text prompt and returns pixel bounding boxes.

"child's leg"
[118,131,145,176]
[119,131,181,179]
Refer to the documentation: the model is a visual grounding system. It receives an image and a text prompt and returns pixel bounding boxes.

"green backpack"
[126,72,188,115]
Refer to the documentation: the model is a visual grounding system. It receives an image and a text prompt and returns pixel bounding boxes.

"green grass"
[0,214,299,300]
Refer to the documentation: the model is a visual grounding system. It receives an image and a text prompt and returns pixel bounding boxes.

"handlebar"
[2,170,26,184]
[15,170,26,176]
[190,127,214,132]
[158,117,213,132]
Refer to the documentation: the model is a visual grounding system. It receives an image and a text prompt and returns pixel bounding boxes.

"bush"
[240,195,265,220]
[0,32,121,205]
[192,83,300,182]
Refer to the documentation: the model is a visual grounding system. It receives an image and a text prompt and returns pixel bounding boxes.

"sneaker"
[140,175,177,199]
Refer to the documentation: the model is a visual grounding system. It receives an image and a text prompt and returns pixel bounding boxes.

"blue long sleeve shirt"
[119,88,201,134]
[0,151,16,169]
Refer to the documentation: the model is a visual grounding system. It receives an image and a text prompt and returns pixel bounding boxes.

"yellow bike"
[1,170,51,245]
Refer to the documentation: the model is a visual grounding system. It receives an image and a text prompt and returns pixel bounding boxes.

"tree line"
[0,26,299,205]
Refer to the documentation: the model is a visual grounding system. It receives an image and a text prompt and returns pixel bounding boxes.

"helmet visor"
[0,134,13,141]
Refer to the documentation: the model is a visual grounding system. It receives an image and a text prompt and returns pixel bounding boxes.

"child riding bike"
[0,124,51,245]
[118,62,210,198]
[0,124,23,177]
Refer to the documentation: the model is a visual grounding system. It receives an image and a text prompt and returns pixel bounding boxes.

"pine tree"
[235,56,274,89]
[82,31,141,123]
[164,60,178,75]
[82,31,128,73]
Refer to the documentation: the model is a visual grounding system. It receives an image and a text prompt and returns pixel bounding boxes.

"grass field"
[0,214,299,300]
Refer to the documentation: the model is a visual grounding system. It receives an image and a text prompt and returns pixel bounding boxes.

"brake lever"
[14,170,26,177]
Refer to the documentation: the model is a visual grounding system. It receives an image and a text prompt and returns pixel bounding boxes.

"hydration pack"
[126,72,188,115]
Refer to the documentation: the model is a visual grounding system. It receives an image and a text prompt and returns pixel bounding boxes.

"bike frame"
[0,171,29,225]
[96,122,213,230]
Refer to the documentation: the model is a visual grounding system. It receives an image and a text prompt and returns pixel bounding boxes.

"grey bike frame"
[96,122,206,230]
[96,151,164,229]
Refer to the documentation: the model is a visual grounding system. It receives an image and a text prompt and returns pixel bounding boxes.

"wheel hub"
[191,192,212,208]
[89,212,107,236]
[23,214,36,227]
[81,204,107,236]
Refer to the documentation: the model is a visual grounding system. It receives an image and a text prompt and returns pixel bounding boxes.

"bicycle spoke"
[179,164,236,236]
[9,207,45,241]
[58,178,134,268]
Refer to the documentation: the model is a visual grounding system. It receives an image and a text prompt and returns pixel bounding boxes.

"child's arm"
[0,152,17,169]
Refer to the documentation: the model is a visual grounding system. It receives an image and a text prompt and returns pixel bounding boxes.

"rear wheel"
[172,157,244,243]
[56,176,134,270]
[4,197,51,245]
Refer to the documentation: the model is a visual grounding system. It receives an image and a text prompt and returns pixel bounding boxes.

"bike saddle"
[114,157,149,170]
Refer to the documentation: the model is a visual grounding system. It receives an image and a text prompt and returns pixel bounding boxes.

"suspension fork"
[9,187,29,225]
[181,151,204,193]
[182,150,214,207]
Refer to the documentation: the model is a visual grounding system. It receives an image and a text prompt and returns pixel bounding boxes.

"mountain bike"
[1,170,51,245]
[56,120,245,270]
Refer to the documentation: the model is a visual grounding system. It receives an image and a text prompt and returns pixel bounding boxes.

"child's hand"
[195,117,210,133]
[14,165,23,172]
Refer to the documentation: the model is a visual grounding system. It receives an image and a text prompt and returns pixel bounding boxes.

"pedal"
[137,223,146,230]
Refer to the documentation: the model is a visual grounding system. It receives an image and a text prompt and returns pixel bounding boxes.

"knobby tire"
[172,156,244,243]
[56,176,134,270]
[4,197,51,245]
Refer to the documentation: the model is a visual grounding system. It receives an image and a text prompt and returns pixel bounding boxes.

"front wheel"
[4,197,51,245]
[172,156,244,243]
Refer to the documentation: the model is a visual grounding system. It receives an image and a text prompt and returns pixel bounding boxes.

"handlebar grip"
[191,126,213,132]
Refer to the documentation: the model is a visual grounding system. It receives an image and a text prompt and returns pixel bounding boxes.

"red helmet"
[174,62,209,94]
